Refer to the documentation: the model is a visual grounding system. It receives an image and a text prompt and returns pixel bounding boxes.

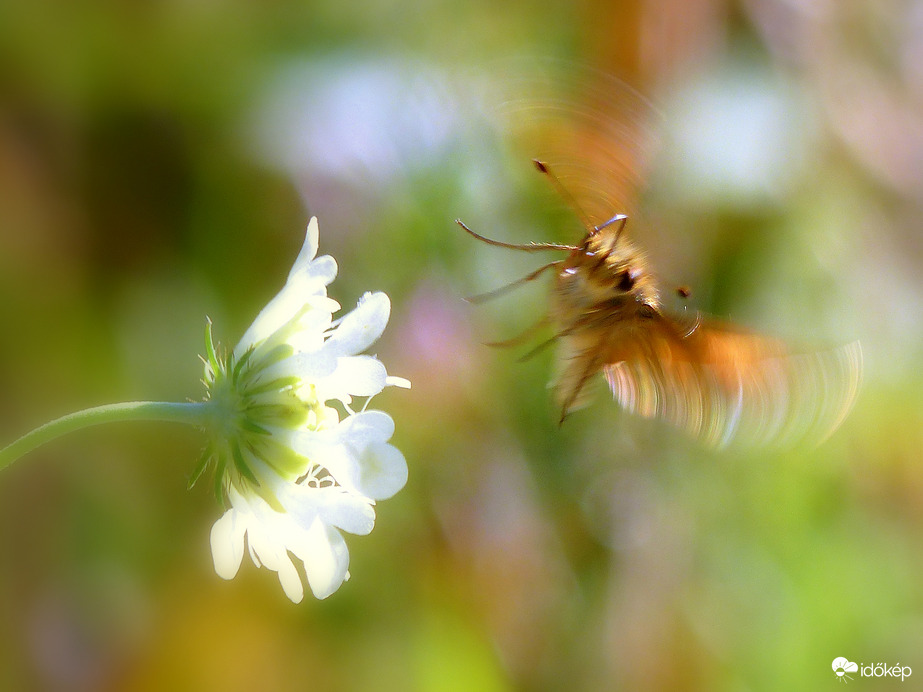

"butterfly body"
[553,227,660,317]
[546,219,666,415]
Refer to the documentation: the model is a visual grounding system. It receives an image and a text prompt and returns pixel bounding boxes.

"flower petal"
[290,255,338,290]
[294,434,359,491]
[311,487,376,536]
[287,219,338,287]
[264,347,339,384]
[326,292,391,356]
[240,496,309,602]
[345,410,396,444]
[317,355,388,400]
[233,220,339,359]
[295,518,350,600]
[386,376,412,389]
[287,217,321,281]
[235,288,335,359]
[275,553,306,604]
[357,442,408,500]
[210,509,246,580]
[285,298,339,348]
[289,411,399,493]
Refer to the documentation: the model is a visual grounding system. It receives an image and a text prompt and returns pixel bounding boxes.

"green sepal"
[231,347,254,385]
[252,434,310,479]
[203,318,221,374]
[187,442,214,490]
[231,441,260,487]
[243,376,300,397]
[213,457,228,507]
[239,419,271,436]
[245,402,311,429]
[239,343,295,386]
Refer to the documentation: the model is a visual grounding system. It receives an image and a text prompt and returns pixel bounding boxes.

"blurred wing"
[484,60,662,226]
[601,314,862,448]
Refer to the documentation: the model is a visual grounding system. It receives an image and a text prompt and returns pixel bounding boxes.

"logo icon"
[833,657,859,683]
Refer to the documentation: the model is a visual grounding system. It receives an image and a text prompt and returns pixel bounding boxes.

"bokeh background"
[2,1,922,690]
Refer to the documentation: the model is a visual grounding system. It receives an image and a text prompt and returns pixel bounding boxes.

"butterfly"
[458,66,861,447]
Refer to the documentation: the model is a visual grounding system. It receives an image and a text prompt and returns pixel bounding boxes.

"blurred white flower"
[198,217,409,601]
[251,57,459,185]
[663,66,815,205]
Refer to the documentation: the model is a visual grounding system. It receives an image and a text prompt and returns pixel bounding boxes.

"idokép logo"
[832,657,912,683]
[832,658,858,682]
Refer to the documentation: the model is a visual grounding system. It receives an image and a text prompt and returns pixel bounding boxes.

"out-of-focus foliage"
[2,1,922,690]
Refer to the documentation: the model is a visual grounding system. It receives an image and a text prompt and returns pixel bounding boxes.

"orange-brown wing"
[486,60,661,227]
[598,313,862,448]
[551,325,610,421]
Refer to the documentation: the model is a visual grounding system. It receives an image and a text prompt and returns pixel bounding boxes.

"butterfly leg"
[465,262,563,304]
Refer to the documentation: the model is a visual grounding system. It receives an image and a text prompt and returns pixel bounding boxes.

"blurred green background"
[1,1,922,690]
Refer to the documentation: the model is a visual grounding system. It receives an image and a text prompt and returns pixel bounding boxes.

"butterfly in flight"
[458,68,861,448]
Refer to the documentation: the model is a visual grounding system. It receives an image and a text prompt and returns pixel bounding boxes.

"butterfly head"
[556,224,660,315]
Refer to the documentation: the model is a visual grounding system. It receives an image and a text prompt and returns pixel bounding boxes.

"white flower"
[196,217,410,601]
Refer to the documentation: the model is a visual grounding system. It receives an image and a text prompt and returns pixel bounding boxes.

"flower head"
[196,217,409,601]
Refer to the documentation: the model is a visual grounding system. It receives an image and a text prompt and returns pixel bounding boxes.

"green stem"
[0,401,213,473]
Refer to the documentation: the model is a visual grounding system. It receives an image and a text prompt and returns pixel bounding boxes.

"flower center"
[199,330,324,499]
[206,365,250,441]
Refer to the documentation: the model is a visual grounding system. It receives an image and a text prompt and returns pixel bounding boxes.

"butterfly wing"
[557,311,862,447]
[485,60,661,227]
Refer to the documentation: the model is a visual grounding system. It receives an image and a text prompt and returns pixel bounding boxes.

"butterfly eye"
[617,269,635,291]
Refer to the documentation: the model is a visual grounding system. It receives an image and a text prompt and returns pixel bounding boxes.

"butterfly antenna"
[455,219,576,252]
[533,158,630,239]
[532,159,598,234]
